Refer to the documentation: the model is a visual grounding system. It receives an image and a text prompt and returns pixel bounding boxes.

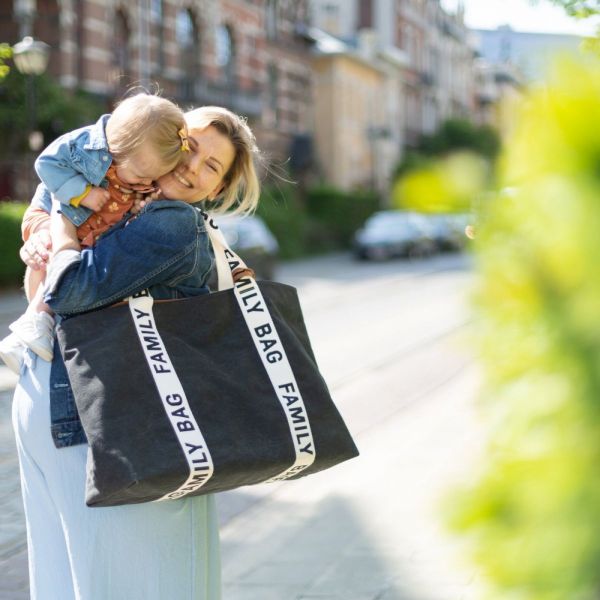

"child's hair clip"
[178,128,190,153]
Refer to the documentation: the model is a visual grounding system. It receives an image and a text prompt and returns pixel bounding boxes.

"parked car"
[209,214,279,287]
[353,210,435,261]
[426,213,469,251]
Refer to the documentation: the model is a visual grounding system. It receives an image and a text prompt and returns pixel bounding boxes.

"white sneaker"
[10,312,55,362]
[0,332,26,375]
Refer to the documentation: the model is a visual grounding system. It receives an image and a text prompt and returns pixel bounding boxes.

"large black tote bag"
[56,209,359,507]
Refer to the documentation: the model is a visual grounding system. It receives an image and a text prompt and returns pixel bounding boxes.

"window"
[151,0,164,70]
[112,9,130,90]
[268,63,278,125]
[150,0,162,22]
[176,9,195,47]
[176,9,200,100]
[215,25,233,68]
[266,0,278,40]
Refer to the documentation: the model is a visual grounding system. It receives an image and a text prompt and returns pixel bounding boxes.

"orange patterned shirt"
[76,165,156,247]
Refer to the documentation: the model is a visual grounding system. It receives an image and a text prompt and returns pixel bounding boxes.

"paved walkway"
[0,290,28,600]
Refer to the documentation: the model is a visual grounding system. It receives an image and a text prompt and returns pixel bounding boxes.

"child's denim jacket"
[34,114,112,227]
[31,185,214,448]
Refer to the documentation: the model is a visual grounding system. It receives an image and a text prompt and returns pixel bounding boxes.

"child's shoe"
[0,332,26,375]
[10,312,55,362]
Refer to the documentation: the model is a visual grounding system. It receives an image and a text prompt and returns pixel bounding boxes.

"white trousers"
[11,353,221,600]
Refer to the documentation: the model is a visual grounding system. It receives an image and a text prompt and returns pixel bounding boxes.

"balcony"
[178,79,263,118]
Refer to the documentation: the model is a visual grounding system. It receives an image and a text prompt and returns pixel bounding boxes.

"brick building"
[311,0,476,148]
[3,0,314,169]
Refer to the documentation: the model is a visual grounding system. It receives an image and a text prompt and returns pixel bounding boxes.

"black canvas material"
[56,281,359,507]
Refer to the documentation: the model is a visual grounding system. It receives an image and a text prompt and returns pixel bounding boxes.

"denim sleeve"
[35,135,90,205]
[44,202,208,315]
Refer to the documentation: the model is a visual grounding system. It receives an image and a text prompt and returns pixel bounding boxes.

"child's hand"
[80,187,110,212]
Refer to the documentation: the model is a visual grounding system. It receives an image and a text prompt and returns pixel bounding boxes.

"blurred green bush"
[0,201,26,287]
[443,55,600,599]
[257,183,380,259]
[0,69,105,158]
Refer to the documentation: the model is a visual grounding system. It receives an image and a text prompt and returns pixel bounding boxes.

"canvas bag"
[56,208,359,507]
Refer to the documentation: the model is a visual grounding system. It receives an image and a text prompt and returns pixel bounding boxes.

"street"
[0,250,486,600]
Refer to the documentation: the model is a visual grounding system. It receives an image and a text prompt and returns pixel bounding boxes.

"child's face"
[115,149,172,189]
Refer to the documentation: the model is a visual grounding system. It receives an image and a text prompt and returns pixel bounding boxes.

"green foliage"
[256,183,314,259]
[0,202,27,287]
[305,184,380,247]
[533,0,600,18]
[391,119,500,214]
[0,43,11,81]
[418,118,501,161]
[392,151,489,214]
[0,69,106,157]
[256,183,380,259]
[445,55,600,598]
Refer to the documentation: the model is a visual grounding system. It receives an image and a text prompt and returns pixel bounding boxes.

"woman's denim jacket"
[31,185,214,448]
[34,114,112,227]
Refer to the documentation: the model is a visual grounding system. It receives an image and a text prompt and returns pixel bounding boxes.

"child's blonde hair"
[106,93,186,173]
[184,106,261,215]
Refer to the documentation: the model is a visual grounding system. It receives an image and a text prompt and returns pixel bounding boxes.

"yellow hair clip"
[178,128,190,153]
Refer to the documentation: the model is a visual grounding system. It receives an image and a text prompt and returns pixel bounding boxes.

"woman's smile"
[172,169,193,189]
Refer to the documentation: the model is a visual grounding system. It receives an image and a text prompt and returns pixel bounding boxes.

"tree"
[0,43,11,81]
[534,0,600,18]
[0,68,106,158]
[446,55,600,600]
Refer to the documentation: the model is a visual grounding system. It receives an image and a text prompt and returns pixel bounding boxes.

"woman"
[12,105,261,600]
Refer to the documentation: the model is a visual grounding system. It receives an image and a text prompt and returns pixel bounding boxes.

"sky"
[440,0,600,36]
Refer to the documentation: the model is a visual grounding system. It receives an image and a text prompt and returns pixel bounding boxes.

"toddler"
[0,93,188,373]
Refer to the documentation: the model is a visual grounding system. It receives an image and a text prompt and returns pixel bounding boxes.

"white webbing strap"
[127,209,316,500]
[129,290,214,501]
[199,209,316,481]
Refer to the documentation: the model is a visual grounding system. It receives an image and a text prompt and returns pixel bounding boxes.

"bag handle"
[197,208,251,291]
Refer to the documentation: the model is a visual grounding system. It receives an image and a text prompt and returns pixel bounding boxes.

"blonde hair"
[106,93,186,174]
[184,106,261,215]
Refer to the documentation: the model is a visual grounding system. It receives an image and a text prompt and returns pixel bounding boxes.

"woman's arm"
[44,201,211,316]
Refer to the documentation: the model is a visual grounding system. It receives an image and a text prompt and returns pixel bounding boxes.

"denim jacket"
[34,114,112,227]
[33,185,214,448]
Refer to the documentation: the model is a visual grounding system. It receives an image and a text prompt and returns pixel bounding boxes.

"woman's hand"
[129,189,164,215]
[20,229,52,270]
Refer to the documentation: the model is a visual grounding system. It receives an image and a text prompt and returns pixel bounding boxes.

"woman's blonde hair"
[184,106,261,215]
[106,93,186,173]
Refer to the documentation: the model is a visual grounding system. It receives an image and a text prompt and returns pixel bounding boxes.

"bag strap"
[197,209,317,482]
[129,289,215,501]
[127,210,316,500]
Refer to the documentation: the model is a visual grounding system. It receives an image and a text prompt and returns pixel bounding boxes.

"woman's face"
[157,125,235,204]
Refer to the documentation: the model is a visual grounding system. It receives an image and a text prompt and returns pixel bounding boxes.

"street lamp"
[13,36,50,76]
[12,35,50,197]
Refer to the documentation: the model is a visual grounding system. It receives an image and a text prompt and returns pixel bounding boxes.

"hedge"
[0,183,381,285]
[257,183,380,259]
[0,201,27,287]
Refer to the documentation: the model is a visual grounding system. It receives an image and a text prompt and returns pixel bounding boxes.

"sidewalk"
[219,347,486,600]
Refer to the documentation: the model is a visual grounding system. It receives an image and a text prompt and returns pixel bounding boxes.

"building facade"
[4,0,314,168]
[311,0,476,149]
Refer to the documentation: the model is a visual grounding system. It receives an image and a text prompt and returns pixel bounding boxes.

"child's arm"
[34,132,97,206]
[51,201,81,254]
